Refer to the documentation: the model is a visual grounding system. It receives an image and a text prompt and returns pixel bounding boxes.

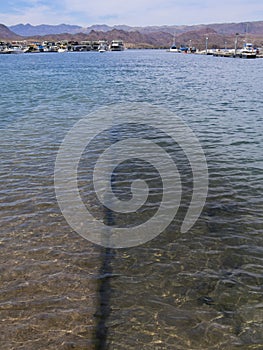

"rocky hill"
[27,29,173,49]
[0,24,22,40]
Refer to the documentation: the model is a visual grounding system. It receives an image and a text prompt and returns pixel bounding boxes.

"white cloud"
[62,0,263,26]
[0,0,263,27]
[0,4,72,26]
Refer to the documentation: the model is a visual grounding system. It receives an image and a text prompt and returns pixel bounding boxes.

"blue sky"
[0,0,263,26]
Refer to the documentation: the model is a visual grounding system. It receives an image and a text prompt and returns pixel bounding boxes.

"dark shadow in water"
[94,248,114,349]
[94,210,116,350]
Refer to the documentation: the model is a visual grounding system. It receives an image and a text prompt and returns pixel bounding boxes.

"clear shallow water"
[0,51,263,349]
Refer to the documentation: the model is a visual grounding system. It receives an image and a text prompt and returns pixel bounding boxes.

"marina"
[0,39,125,53]
[167,33,262,58]
[168,42,262,59]
[1,38,262,59]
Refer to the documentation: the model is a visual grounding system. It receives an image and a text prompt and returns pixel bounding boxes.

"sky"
[0,0,263,27]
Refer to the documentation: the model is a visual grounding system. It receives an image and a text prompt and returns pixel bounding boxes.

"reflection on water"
[0,51,262,349]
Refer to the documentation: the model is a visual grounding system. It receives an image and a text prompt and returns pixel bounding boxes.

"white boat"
[169,45,180,53]
[98,44,107,52]
[241,43,256,59]
[7,46,25,54]
[58,48,68,53]
[0,47,11,54]
[169,33,180,52]
[98,41,108,52]
[43,43,58,52]
[109,40,124,51]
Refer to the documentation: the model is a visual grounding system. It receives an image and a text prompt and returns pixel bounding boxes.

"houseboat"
[109,40,124,51]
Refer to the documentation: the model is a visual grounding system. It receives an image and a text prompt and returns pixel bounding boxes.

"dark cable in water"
[94,209,115,349]
[94,127,119,349]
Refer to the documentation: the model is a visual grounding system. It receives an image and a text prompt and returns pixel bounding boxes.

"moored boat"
[169,33,180,52]
[0,47,11,54]
[240,43,257,59]
[109,40,124,51]
[58,48,68,53]
[169,45,180,53]
[6,46,25,54]
[98,41,108,52]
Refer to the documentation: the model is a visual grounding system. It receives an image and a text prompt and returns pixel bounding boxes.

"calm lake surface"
[0,50,262,349]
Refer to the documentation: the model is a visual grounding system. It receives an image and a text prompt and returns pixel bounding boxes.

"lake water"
[0,50,262,349]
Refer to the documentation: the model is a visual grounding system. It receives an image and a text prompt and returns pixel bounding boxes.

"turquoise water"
[0,51,263,349]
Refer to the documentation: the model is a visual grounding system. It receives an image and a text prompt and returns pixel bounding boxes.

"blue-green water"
[0,51,263,349]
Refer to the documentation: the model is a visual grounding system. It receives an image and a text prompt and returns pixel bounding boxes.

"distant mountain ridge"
[9,23,82,36]
[1,22,263,50]
[0,24,22,40]
[9,21,263,37]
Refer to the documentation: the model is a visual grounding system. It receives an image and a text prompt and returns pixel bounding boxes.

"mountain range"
[8,21,263,36]
[1,21,263,49]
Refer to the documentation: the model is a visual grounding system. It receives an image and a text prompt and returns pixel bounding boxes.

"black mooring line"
[94,127,118,349]
[94,208,115,350]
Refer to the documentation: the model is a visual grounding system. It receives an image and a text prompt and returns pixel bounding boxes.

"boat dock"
[0,39,125,54]
[169,39,262,59]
